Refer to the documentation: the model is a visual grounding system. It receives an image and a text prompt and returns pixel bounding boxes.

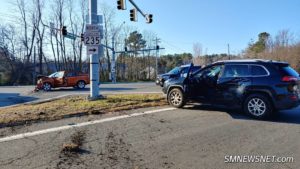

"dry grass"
[0,94,167,127]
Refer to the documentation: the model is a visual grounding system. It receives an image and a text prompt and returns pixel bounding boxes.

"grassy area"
[0,94,167,127]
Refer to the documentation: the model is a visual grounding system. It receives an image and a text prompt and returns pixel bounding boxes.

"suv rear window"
[251,65,268,76]
[277,65,299,77]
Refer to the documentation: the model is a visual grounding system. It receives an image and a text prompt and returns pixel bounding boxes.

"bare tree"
[100,2,116,80]
[193,42,203,65]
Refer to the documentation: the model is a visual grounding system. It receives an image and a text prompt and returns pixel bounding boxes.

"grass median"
[0,94,167,127]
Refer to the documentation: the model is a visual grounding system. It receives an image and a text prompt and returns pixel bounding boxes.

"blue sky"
[1,0,300,55]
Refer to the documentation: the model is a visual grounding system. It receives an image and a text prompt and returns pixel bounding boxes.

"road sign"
[87,46,99,55]
[85,24,101,46]
[86,24,100,32]
[84,32,101,46]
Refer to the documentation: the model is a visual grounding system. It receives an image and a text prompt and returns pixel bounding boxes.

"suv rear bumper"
[274,94,300,110]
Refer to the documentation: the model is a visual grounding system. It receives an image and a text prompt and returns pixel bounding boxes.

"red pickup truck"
[35,71,90,91]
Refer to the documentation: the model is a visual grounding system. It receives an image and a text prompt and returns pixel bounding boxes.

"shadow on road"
[0,93,37,107]
[184,104,300,125]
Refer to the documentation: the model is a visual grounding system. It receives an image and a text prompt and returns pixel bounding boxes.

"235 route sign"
[84,32,100,46]
[84,24,101,46]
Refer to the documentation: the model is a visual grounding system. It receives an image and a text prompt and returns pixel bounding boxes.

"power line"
[161,39,186,53]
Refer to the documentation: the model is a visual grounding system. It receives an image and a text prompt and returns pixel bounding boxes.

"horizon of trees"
[0,1,299,85]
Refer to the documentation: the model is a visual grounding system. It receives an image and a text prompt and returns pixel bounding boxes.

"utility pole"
[227,44,231,60]
[112,36,116,83]
[89,0,100,99]
[111,22,125,84]
[155,37,161,77]
[33,46,36,85]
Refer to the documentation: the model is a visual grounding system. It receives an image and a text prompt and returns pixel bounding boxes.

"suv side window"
[251,65,269,76]
[222,64,250,78]
[194,65,223,79]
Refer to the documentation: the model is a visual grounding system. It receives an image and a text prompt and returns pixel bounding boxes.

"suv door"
[188,64,223,102]
[216,64,251,105]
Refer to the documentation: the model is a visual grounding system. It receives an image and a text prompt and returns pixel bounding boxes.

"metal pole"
[128,0,147,17]
[33,46,36,85]
[155,38,160,77]
[89,0,100,99]
[110,22,125,84]
[112,36,116,83]
[228,44,231,60]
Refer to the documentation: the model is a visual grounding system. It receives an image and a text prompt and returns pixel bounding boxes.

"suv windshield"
[48,72,57,78]
[48,72,64,78]
[168,67,181,74]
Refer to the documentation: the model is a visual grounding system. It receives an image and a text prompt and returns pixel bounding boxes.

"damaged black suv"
[162,59,300,119]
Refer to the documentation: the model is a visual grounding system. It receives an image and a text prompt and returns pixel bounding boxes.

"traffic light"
[125,47,128,51]
[61,26,67,36]
[80,33,84,42]
[130,9,137,22]
[146,14,153,24]
[117,0,126,10]
[156,45,159,50]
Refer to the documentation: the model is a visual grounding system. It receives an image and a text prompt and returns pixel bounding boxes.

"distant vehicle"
[156,64,201,87]
[163,59,300,119]
[35,71,90,91]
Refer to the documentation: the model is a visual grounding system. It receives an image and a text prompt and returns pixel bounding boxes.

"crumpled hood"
[37,75,48,79]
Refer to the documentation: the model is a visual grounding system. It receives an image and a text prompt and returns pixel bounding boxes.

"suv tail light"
[281,76,298,82]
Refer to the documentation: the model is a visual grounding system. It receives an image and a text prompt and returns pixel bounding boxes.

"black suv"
[162,59,300,119]
[156,64,201,87]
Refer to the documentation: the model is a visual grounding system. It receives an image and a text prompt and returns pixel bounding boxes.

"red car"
[35,71,90,91]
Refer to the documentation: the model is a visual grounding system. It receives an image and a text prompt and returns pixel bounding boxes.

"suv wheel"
[77,81,86,89]
[168,88,185,108]
[43,82,52,91]
[244,94,272,119]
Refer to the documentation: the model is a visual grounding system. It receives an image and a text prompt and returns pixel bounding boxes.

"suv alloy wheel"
[244,94,272,119]
[168,88,186,108]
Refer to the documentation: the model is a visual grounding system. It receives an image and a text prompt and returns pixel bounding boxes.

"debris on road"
[62,130,86,153]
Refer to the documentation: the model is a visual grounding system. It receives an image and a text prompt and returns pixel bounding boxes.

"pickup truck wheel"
[243,94,272,119]
[43,82,52,91]
[168,88,185,108]
[77,81,86,89]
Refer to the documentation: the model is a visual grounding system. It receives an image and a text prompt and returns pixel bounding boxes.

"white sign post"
[87,0,101,100]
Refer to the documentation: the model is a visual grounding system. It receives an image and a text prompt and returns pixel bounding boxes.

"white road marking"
[0,107,176,143]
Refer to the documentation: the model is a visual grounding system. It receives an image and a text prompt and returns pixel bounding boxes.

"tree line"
[0,1,299,85]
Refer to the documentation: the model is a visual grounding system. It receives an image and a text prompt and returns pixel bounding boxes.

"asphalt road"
[0,83,161,107]
[0,105,299,169]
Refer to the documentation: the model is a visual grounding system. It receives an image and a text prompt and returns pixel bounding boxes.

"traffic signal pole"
[112,36,116,83]
[89,0,100,100]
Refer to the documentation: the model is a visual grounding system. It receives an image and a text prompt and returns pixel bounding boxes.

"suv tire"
[168,88,186,108]
[243,94,273,119]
